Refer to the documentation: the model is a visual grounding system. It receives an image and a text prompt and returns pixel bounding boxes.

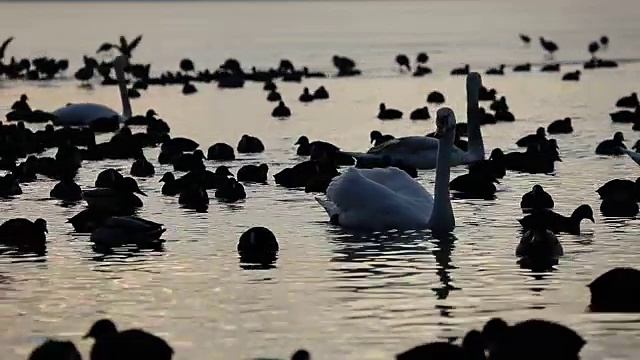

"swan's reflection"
[327,228,460,313]
[0,245,47,263]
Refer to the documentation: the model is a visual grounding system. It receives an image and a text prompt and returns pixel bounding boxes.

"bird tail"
[315,197,339,218]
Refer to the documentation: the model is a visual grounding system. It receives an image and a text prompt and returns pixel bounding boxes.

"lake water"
[2,1,640,359]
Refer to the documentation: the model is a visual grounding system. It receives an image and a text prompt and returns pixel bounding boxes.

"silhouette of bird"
[519,33,531,45]
[600,35,609,49]
[96,35,143,58]
[539,37,559,58]
[0,36,14,60]
[588,41,600,57]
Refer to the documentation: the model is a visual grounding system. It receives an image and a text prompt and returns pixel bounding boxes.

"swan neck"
[115,63,132,119]
[466,85,484,160]
[429,130,455,232]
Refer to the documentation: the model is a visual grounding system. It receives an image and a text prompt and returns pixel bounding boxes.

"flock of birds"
[2,32,640,360]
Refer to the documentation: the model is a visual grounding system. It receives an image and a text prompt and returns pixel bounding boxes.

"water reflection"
[0,246,47,262]
[89,243,165,263]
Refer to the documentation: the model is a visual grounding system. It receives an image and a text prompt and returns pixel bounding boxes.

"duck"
[426,91,445,104]
[600,196,639,217]
[518,204,594,235]
[482,318,585,359]
[125,109,158,126]
[369,130,395,146]
[182,81,197,95]
[597,177,640,201]
[595,132,626,155]
[315,107,458,232]
[159,172,184,196]
[52,55,132,126]
[516,127,547,148]
[171,150,205,172]
[83,177,146,213]
[178,183,209,210]
[517,227,564,260]
[130,152,155,177]
[513,63,532,72]
[562,70,581,81]
[485,64,506,75]
[520,185,554,212]
[237,134,265,153]
[274,160,337,189]
[0,173,23,197]
[83,318,174,360]
[0,218,47,248]
[298,87,314,103]
[95,168,123,188]
[615,92,639,108]
[237,164,268,183]
[161,136,199,153]
[215,177,247,202]
[449,171,498,200]
[467,148,507,179]
[207,143,235,160]
[540,63,560,72]
[397,330,484,360]
[395,54,411,71]
[342,73,484,170]
[547,117,573,134]
[588,267,640,312]
[271,101,291,118]
[27,339,81,360]
[237,226,279,264]
[450,64,470,76]
[312,86,329,100]
[266,90,282,102]
[610,106,639,123]
[377,103,403,120]
[412,65,432,77]
[90,216,166,246]
[66,208,116,233]
[409,106,430,120]
[11,94,31,112]
[50,177,82,201]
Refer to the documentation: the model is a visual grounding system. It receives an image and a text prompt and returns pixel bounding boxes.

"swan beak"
[589,215,595,223]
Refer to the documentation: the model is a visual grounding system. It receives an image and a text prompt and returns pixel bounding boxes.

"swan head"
[466,72,482,93]
[435,107,456,136]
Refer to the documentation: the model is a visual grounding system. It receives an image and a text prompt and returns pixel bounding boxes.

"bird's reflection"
[430,232,460,300]
[0,245,47,262]
[89,243,165,263]
[327,227,460,307]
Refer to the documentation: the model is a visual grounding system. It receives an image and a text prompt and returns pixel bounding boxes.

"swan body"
[341,73,484,170]
[621,148,640,167]
[52,56,132,126]
[316,107,457,232]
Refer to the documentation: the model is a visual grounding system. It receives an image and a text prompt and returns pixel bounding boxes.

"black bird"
[395,54,411,71]
[539,37,559,58]
[520,185,554,212]
[96,35,143,58]
[519,204,594,235]
[519,33,531,45]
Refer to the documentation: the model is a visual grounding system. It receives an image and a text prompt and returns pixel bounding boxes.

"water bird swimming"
[316,107,458,232]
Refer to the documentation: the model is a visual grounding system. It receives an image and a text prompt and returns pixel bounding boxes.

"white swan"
[52,55,132,126]
[316,107,457,232]
[342,72,484,170]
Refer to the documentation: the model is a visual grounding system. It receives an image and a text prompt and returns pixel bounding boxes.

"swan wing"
[323,168,431,230]
[356,167,434,203]
[367,136,439,155]
[621,148,640,166]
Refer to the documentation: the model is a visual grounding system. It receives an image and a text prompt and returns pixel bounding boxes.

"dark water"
[1,1,640,359]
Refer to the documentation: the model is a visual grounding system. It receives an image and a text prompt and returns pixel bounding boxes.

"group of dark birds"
[2,31,640,360]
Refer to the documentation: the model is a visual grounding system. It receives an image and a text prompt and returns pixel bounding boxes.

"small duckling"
[130,152,155,177]
[312,86,329,100]
[50,177,82,201]
[299,87,314,103]
[615,92,639,109]
[159,172,182,196]
[271,101,291,118]
[237,164,268,183]
[215,177,246,202]
[377,103,403,120]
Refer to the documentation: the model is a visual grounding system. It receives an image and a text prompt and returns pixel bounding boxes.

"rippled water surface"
[2,1,640,359]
